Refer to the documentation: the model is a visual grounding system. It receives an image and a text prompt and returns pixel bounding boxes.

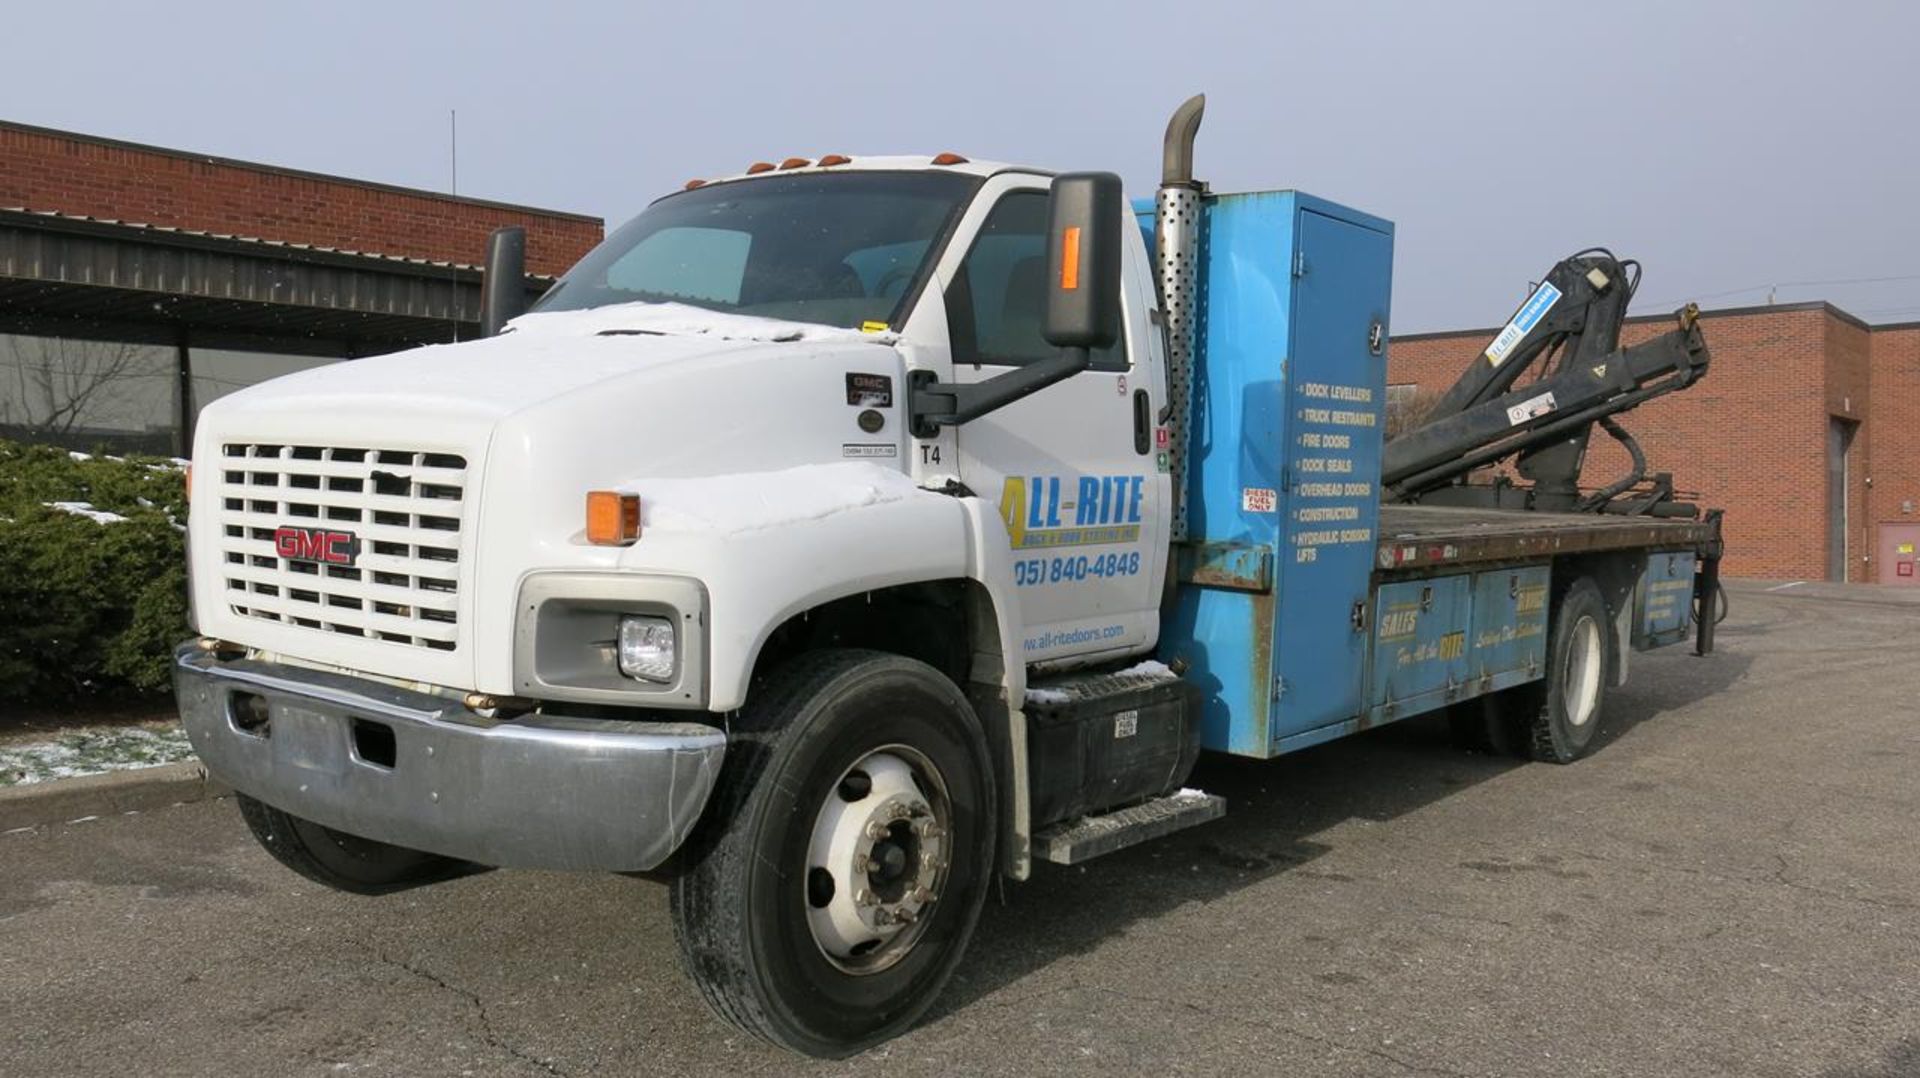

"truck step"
[1032,789,1226,866]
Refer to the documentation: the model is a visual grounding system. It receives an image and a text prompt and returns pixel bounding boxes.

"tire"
[236,794,480,896]
[669,649,997,1058]
[1446,699,1527,758]
[1506,577,1611,764]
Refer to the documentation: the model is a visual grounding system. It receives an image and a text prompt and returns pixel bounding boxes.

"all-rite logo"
[273,525,359,567]
[998,475,1143,550]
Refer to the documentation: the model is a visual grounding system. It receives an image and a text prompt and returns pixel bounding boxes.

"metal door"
[1877,523,1920,586]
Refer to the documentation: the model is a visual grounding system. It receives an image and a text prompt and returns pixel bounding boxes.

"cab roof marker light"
[778,157,811,170]
[684,178,708,190]
[817,154,851,167]
[585,491,641,546]
[931,152,968,166]
[745,161,776,175]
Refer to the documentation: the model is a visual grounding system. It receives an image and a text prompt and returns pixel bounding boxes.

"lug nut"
[911,886,937,904]
[865,820,890,841]
[853,888,873,906]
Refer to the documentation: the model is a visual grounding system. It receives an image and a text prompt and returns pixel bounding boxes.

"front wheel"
[669,650,997,1058]
[236,795,480,895]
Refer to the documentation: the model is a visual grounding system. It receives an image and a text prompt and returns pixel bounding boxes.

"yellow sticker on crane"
[1900,543,1915,555]
[860,321,889,334]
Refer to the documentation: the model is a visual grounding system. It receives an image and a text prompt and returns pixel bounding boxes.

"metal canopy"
[0,208,554,350]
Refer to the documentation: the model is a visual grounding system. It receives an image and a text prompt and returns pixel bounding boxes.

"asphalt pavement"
[3,580,1917,1077]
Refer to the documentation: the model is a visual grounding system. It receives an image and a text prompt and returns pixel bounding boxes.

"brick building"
[1391,303,1920,584]
[0,120,603,454]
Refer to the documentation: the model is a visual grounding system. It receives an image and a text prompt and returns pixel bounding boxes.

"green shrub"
[0,439,190,702]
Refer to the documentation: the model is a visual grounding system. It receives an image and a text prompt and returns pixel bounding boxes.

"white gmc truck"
[178,97,1722,1056]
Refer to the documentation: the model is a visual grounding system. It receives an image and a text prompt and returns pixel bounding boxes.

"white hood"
[208,301,897,426]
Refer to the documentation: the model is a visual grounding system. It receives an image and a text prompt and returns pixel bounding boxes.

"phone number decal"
[1015,551,1142,588]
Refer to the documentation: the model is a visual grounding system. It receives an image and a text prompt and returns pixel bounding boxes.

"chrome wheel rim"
[804,744,952,975]
[1565,614,1603,729]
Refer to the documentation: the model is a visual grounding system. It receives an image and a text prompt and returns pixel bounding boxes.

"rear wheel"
[236,794,479,895]
[669,650,996,1058]
[1496,577,1611,764]
[1446,699,1526,757]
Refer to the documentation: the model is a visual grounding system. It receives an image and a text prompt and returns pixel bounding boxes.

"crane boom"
[1384,250,1711,517]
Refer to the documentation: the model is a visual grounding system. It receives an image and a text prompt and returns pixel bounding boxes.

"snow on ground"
[507,300,894,345]
[44,501,130,524]
[631,462,926,537]
[0,724,195,787]
[60,451,184,469]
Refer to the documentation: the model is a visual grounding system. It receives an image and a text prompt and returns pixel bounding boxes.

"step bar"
[1031,790,1226,866]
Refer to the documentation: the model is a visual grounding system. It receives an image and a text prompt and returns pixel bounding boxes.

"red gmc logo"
[273,526,359,566]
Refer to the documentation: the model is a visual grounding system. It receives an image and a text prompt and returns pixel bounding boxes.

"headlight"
[617,615,677,683]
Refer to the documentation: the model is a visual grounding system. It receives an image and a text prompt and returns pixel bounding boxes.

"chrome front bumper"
[174,645,726,872]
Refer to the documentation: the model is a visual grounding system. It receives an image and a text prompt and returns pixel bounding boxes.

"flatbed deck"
[1375,504,1714,575]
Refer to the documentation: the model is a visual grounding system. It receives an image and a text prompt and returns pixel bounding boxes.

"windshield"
[532,171,982,330]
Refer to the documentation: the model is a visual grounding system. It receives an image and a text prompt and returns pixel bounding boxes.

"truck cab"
[176,98,1718,1058]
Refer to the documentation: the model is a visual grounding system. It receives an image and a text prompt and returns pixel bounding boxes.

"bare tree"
[0,335,158,436]
[1383,386,1443,440]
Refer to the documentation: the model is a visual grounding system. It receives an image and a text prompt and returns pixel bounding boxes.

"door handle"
[1132,389,1151,455]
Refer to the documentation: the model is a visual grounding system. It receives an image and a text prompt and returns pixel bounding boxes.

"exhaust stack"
[1155,94,1206,541]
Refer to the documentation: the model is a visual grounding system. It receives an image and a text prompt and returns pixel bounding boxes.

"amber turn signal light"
[586,491,641,546]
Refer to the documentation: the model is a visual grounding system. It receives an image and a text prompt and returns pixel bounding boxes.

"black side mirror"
[1042,171,1124,353]
[479,226,529,337]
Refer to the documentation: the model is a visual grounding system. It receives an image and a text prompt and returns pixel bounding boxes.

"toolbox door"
[1270,208,1392,745]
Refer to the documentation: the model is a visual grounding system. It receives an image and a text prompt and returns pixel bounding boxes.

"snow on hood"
[627,462,926,537]
[505,300,897,346]
[204,301,894,425]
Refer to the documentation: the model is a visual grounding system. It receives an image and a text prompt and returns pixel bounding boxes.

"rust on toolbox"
[1174,541,1275,593]
[1246,587,1276,749]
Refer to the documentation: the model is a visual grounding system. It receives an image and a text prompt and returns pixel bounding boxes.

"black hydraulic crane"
[1383,250,1711,518]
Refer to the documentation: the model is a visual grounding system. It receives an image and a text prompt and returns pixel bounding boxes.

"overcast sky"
[7,0,1917,332]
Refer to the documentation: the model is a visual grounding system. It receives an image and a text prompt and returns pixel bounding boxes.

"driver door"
[942,181,1169,665]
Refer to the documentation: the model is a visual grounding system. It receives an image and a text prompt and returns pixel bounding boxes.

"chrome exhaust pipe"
[1154,94,1205,541]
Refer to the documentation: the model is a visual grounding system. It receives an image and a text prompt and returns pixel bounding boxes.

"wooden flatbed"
[1375,504,1715,575]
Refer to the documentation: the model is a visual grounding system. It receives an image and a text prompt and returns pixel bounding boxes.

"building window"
[189,348,344,411]
[0,333,177,454]
[0,330,356,455]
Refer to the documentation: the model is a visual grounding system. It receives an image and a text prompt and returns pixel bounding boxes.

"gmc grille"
[216,443,468,651]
